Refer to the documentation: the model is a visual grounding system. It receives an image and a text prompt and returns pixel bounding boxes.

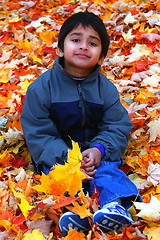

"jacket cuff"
[93,143,105,158]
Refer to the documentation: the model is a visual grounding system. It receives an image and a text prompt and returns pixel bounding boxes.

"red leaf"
[120,164,132,175]
[135,59,148,72]
[41,47,56,55]
[12,157,29,168]
[11,214,25,225]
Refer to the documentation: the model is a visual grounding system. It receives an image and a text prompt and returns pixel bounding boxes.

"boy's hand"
[81,147,102,179]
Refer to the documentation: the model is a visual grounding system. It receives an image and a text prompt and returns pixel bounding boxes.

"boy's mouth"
[75,53,90,58]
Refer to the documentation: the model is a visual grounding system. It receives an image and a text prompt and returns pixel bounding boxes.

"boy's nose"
[79,41,88,50]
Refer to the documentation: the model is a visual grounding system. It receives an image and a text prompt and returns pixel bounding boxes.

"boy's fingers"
[83,156,90,162]
[81,157,90,167]
[83,158,94,167]
[80,168,94,180]
[85,166,95,171]
[84,165,97,176]
[83,176,94,181]
[85,169,97,177]
[84,162,92,167]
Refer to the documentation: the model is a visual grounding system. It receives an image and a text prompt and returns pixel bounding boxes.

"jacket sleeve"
[90,78,133,162]
[20,80,69,168]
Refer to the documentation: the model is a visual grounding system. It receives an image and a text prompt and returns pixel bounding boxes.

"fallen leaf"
[19,198,34,219]
[143,224,160,240]
[67,200,92,219]
[134,195,160,222]
[147,117,160,142]
[22,229,46,240]
[122,29,136,42]
[64,229,86,240]
[147,162,160,186]
[141,33,160,42]
[26,218,53,236]
[124,12,137,25]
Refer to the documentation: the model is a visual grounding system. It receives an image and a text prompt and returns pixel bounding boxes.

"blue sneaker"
[59,211,91,236]
[93,202,133,233]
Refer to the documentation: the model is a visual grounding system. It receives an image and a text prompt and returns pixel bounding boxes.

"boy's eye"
[89,42,97,46]
[72,39,80,43]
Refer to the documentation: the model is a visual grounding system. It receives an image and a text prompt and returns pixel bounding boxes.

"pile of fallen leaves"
[0,0,160,239]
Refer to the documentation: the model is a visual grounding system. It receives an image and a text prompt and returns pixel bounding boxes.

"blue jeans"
[43,160,142,209]
[87,160,142,209]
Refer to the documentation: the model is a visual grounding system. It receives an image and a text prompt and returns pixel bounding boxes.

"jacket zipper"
[77,84,86,127]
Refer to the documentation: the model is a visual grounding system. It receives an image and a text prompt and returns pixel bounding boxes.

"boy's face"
[58,25,104,77]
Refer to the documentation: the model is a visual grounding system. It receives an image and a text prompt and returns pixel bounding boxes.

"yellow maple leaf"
[0,67,11,83]
[23,229,46,240]
[19,198,34,219]
[156,184,160,194]
[67,200,92,219]
[34,141,85,196]
[29,54,42,64]
[39,31,57,45]
[134,89,155,104]
[0,168,3,176]
[11,185,25,199]
[8,17,24,23]
[16,38,32,51]
[69,171,85,196]
[12,141,25,154]
[33,172,52,195]
[92,0,105,4]
[21,79,33,92]
[68,140,82,164]
[0,74,10,83]
[49,161,85,196]
[49,141,85,196]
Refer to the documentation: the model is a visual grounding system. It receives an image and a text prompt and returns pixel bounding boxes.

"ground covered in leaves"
[0,0,160,239]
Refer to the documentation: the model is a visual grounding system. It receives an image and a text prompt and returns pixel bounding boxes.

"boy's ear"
[56,48,64,57]
[98,56,105,65]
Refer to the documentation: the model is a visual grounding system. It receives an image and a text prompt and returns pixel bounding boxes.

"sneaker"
[93,202,133,233]
[59,211,91,236]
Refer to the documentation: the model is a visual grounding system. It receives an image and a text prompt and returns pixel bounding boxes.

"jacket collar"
[54,57,101,83]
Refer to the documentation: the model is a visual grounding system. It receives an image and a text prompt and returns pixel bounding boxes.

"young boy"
[21,12,142,236]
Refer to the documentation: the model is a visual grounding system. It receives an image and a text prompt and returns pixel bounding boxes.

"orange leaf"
[156,0,160,10]
[64,229,86,240]
[16,180,27,191]
[67,201,92,219]
[134,89,155,104]
[119,227,134,240]
[52,195,76,209]
[39,31,57,45]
